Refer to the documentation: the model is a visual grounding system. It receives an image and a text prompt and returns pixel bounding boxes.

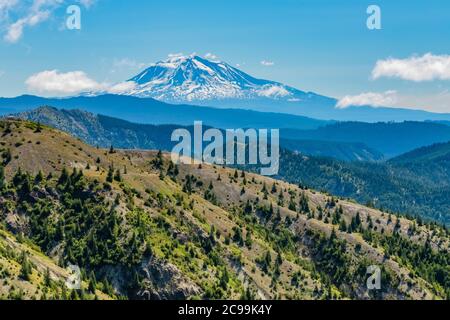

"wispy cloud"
[168,52,185,58]
[5,10,50,43]
[372,53,450,82]
[261,60,275,67]
[1,0,97,43]
[108,81,137,94]
[204,53,219,61]
[336,91,397,109]
[0,0,18,17]
[111,58,147,73]
[78,0,95,8]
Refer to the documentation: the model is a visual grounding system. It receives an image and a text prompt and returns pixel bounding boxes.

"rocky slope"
[0,226,111,300]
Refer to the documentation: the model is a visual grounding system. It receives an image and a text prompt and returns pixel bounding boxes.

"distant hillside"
[263,148,450,224]
[390,141,450,164]
[0,94,327,130]
[12,106,382,162]
[432,120,450,127]
[0,118,449,300]
[280,139,384,162]
[282,122,450,158]
[4,96,450,158]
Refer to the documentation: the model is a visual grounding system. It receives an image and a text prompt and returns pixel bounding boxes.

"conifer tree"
[35,122,42,133]
[19,251,32,281]
[0,165,5,190]
[114,169,122,182]
[339,218,347,232]
[44,267,51,287]
[271,183,277,194]
[107,165,114,183]
[299,192,310,213]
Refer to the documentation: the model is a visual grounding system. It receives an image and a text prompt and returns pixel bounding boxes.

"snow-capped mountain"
[94,54,450,122]
[116,54,318,102]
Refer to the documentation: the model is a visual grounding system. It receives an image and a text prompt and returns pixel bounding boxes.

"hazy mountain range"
[10,105,450,159]
[13,106,383,162]
[0,94,327,130]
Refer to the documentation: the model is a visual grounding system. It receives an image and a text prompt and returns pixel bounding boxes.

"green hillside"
[0,119,449,300]
[257,148,450,225]
[390,141,450,164]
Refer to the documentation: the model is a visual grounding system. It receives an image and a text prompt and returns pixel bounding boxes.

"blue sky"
[1,0,450,112]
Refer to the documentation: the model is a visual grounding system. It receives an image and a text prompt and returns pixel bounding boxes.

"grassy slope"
[0,119,448,300]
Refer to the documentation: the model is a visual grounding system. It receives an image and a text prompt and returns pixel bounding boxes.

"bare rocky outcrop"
[136,256,202,300]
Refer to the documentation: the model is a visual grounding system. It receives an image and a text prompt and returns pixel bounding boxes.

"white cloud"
[0,70,4,77]
[0,0,18,17]
[395,90,450,114]
[258,85,290,98]
[2,0,97,43]
[107,81,137,94]
[372,53,450,82]
[168,53,184,58]
[25,69,140,96]
[77,0,95,8]
[204,53,219,61]
[0,0,18,36]
[336,90,397,109]
[261,60,275,67]
[3,0,62,43]
[25,70,103,95]
[111,58,147,73]
[5,10,50,42]
[336,90,450,113]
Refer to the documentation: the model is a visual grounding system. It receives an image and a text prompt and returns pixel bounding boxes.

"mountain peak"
[147,53,205,69]
[117,54,307,102]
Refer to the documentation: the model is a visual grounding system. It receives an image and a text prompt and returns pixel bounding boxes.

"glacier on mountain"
[110,54,315,102]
